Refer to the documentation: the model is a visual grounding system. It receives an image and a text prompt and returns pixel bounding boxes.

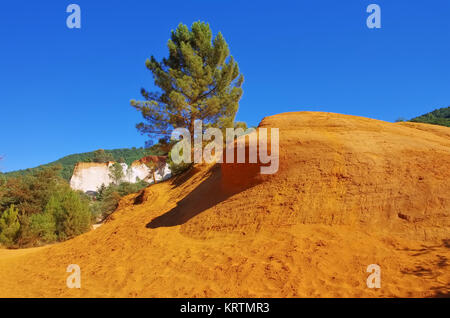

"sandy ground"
[0,111,448,297]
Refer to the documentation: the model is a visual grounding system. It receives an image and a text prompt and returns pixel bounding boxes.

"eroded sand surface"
[0,112,448,297]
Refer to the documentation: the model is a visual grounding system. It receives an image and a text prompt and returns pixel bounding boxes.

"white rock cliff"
[69,156,171,193]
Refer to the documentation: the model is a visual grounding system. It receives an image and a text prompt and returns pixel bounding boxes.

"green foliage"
[109,162,124,185]
[93,149,114,163]
[131,21,244,143]
[0,165,63,216]
[144,158,167,184]
[30,205,57,244]
[93,189,121,221]
[115,181,150,197]
[0,205,20,247]
[96,184,107,201]
[234,121,248,130]
[167,152,192,176]
[0,167,93,247]
[53,189,91,241]
[92,181,149,221]
[409,106,450,127]
[0,174,6,205]
[15,213,34,247]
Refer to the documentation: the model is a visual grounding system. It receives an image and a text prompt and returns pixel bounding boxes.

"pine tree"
[93,149,114,163]
[29,196,58,243]
[59,191,91,240]
[131,21,245,143]
[109,162,124,185]
[144,159,166,184]
[0,204,21,246]
[53,189,91,241]
[97,184,107,201]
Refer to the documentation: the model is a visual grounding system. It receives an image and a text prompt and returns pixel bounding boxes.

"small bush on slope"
[91,180,150,222]
[53,189,91,241]
[30,203,57,243]
[0,205,20,247]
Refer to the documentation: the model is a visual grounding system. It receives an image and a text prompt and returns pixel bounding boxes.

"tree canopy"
[93,149,114,163]
[109,163,124,185]
[131,21,245,143]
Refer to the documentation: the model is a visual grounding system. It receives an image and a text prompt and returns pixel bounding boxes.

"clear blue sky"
[1,0,449,172]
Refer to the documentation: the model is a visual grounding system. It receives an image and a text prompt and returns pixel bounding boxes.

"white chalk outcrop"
[70,156,171,193]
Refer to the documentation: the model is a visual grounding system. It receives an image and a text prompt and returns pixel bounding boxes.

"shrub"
[54,189,91,241]
[15,213,35,247]
[30,210,57,244]
[116,181,149,196]
[90,181,149,222]
[109,162,124,185]
[93,149,114,163]
[0,166,95,247]
[0,165,62,217]
[98,190,121,220]
[167,155,192,176]
[0,205,21,247]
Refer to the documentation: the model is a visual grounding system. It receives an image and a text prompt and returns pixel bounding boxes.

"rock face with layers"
[69,156,171,193]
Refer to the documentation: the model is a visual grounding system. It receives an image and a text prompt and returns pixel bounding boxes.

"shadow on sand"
[146,164,258,228]
[399,239,450,298]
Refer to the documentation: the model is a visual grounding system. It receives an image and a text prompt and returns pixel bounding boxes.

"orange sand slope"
[0,111,449,297]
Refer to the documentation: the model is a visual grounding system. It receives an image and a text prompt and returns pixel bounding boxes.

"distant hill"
[3,147,164,181]
[409,106,450,127]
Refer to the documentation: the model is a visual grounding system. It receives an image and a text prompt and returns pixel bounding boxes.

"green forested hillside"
[3,147,163,181]
[0,160,151,248]
[409,106,450,127]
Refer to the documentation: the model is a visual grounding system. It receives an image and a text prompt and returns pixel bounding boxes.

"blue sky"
[1,0,449,172]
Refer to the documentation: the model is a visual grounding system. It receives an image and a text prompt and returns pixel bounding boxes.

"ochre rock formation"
[0,112,448,297]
